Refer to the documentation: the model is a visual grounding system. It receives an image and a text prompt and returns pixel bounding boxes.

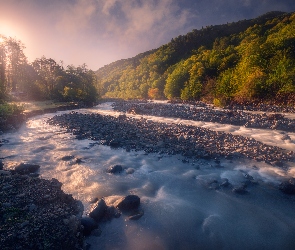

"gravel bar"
[47,112,294,166]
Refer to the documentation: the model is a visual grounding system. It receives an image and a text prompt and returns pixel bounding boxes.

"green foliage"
[0,103,24,116]
[95,11,295,104]
[0,36,99,105]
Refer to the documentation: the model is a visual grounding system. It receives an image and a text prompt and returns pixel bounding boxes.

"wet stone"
[126,168,135,174]
[107,164,123,174]
[81,216,99,236]
[14,163,40,175]
[89,199,107,222]
[279,179,295,194]
[61,155,75,161]
[232,184,248,194]
[220,178,230,187]
[116,195,140,211]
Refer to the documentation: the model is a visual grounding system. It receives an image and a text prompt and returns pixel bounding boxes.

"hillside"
[96,11,295,106]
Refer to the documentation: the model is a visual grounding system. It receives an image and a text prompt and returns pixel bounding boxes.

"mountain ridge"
[96,11,295,105]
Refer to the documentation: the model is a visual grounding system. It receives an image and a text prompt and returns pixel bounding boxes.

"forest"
[96,11,295,106]
[0,36,98,105]
[1,11,295,111]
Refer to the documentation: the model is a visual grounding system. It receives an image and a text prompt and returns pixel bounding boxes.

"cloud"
[102,0,119,15]
[2,0,295,69]
[97,0,193,49]
[55,0,98,35]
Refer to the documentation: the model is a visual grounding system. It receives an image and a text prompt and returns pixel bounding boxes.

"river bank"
[48,111,294,165]
[1,100,295,249]
[0,167,84,250]
[0,101,89,133]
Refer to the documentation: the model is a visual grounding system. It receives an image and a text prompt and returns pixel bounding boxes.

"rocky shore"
[2,100,295,249]
[0,164,84,250]
[0,103,85,133]
[47,111,294,166]
[112,101,295,132]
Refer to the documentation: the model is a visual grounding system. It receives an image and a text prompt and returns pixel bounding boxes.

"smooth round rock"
[116,195,140,211]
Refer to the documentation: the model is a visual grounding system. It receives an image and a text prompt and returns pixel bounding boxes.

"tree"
[32,56,64,98]
[5,37,27,92]
[0,36,28,98]
[0,36,6,100]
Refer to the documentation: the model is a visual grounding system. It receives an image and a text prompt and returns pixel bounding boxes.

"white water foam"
[1,103,295,249]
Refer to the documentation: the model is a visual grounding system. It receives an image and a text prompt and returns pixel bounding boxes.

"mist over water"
[1,103,295,249]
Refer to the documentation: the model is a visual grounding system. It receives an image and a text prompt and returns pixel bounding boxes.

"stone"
[81,216,99,236]
[14,163,40,175]
[109,140,121,148]
[232,184,248,194]
[281,134,291,141]
[89,199,107,222]
[0,170,11,176]
[61,155,75,161]
[220,178,230,187]
[271,161,284,168]
[126,168,135,174]
[279,179,295,194]
[116,195,140,211]
[107,164,123,174]
[75,158,83,164]
[105,206,121,219]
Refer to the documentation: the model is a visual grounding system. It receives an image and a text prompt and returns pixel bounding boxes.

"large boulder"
[14,163,40,175]
[115,195,140,211]
[88,199,107,222]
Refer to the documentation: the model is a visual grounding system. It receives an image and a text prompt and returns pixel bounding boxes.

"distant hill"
[96,11,295,105]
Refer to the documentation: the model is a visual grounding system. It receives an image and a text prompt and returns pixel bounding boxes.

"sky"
[1,0,295,70]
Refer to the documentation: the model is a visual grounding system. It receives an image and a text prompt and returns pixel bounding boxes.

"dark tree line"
[0,36,99,105]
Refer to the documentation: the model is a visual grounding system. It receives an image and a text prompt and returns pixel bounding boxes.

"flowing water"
[1,103,295,249]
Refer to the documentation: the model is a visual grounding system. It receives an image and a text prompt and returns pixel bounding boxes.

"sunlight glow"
[0,22,28,43]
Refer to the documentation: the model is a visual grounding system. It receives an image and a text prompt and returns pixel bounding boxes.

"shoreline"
[0,168,84,250]
[1,99,295,249]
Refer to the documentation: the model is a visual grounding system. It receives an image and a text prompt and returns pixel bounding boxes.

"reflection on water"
[1,103,295,249]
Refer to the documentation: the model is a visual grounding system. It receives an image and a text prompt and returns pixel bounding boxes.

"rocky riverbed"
[0,165,84,250]
[47,111,294,166]
[2,100,295,249]
[112,101,295,132]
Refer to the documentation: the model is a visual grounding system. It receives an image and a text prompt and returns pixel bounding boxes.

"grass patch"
[0,103,24,117]
[14,100,77,113]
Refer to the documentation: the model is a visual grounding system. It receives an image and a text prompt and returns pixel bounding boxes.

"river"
[1,102,295,249]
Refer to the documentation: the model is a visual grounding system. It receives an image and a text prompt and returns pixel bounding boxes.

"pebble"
[107,164,123,174]
[47,111,294,164]
[112,101,295,133]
